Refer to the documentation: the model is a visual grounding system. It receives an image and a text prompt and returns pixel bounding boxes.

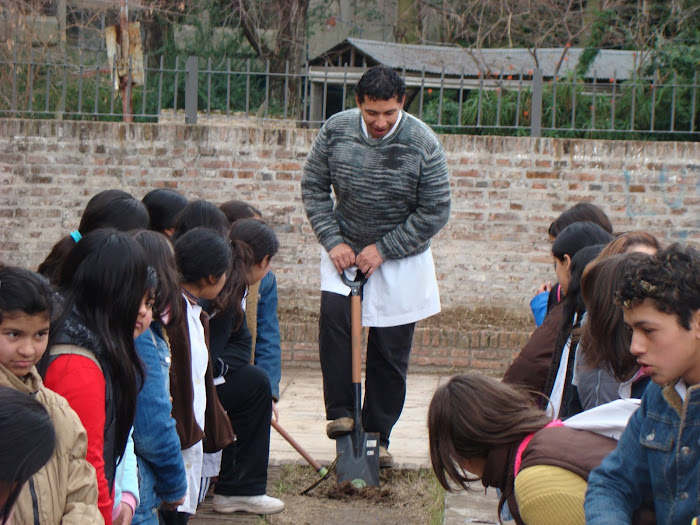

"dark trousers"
[319,291,415,448]
[158,510,189,524]
[213,364,272,496]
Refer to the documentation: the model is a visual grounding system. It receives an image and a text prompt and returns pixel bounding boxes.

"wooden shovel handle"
[271,419,324,472]
[350,294,362,384]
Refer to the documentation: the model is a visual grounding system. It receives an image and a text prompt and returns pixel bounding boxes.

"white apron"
[320,247,441,327]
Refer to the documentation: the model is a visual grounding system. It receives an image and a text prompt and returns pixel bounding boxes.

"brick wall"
[279,321,530,374]
[1,118,699,370]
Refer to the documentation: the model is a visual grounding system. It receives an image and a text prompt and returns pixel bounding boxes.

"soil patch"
[279,305,533,331]
[265,465,445,525]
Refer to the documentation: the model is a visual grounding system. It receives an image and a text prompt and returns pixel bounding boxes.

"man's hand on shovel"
[329,243,356,274]
[355,244,383,277]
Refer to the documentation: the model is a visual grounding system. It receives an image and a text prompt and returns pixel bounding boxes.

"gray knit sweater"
[301,109,451,260]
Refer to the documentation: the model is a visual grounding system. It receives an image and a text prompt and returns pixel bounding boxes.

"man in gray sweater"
[301,66,451,467]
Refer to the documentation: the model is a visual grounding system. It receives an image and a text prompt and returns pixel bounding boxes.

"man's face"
[624,299,700,385]
[355,95,404,138]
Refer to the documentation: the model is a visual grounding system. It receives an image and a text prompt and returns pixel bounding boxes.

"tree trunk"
[235,0,310,120]
[273,0,309,119]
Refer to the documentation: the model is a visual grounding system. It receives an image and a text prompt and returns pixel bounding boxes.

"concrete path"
[270,367,503,524]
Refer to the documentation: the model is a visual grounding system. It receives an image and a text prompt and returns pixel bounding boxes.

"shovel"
[335,270,380,488]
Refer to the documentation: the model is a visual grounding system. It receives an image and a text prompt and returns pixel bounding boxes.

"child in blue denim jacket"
[585,243,700,524]
[132,231,188,525]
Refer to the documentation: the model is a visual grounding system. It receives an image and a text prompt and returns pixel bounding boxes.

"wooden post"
[531,68,543,138]
[57,0,67,52]
[120,0,133,122]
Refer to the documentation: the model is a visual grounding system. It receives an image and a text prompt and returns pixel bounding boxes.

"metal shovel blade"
[335,428,380,487]
[335,271,380,487]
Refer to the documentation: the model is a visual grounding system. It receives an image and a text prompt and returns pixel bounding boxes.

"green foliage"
[1,50,134,122]
[645,37,700,80]
[0,15,290,122]
[144,5,271,117]
[420,72,699,141]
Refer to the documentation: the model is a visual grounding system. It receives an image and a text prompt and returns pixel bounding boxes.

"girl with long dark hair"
[577,251,657,408]
[564,231,660,411]
[38,189,149,284]
[542,243,607,418]
[504,222,612,405]
[161,227,235,524]
[209,219,284,516]
[171,200,229,241]
[41,229,149,524]
[142,189,188,237]
[131,231,188,525]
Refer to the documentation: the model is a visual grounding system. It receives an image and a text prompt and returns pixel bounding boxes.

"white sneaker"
[212,494,285,515]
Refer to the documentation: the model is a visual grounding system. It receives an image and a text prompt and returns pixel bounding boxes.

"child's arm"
[51,392,105,524]
[44,355,112,525]
[132,330,188,503]
[113,430,139,524]
[255,272,282,400]
[584,398,653,524]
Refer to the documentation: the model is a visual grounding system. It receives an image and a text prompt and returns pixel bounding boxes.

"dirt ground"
[191,466,445,525]
[264,465,445,525]
[279,305,533,331]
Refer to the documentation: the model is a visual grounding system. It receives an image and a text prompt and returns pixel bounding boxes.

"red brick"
[452,169,480,178]
[526,171,559,179]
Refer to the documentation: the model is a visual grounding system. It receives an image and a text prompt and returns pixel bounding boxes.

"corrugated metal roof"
[319,38,642,80]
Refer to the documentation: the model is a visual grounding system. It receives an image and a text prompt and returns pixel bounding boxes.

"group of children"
[3,190,699,524]
[429,202,700,524]
[0,188,285,525]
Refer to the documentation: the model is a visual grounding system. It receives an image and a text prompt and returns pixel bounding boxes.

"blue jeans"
[133,459,160,525]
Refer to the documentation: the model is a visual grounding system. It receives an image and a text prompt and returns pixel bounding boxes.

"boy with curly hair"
[585,243,700,523]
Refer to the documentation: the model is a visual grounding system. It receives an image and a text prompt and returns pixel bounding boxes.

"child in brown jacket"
[0,266,102,524]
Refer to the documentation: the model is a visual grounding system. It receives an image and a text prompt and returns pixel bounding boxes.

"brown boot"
[326,417,354,439]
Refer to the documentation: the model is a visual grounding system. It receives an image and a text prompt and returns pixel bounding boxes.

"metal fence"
[1,52,698,140]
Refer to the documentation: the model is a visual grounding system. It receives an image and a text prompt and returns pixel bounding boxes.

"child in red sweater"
[42,229,150,524]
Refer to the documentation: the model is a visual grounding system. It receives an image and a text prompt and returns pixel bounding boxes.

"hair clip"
[69,230,82,243]
[640,280,656,292]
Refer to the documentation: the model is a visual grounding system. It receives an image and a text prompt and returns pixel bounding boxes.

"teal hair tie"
[70,231,82,243]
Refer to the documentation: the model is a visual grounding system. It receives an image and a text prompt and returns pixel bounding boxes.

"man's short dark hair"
[356,65,406,103]
[616,243,700,329]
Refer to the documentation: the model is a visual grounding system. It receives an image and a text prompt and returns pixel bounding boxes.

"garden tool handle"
[271,419,328,476]
[341,269,368,293]
[341,270,367,385]
[350,294,362,383]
